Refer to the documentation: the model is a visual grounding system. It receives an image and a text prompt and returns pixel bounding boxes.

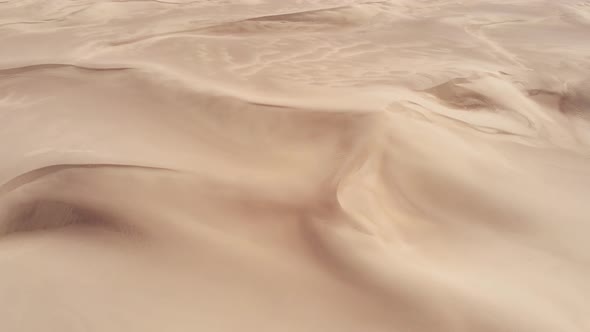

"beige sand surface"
[1,0,590,331]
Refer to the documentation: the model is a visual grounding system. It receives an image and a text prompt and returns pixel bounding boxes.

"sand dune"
[1,0,590,331]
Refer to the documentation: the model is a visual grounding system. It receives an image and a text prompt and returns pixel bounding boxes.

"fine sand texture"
[1,1,590,331]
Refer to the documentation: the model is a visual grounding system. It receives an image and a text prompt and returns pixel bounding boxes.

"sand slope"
[1,1,590,331]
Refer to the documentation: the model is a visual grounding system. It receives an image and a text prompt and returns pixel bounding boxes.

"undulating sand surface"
[1,0,590,331]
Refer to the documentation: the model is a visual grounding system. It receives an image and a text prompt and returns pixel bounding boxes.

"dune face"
[1,0,590,331]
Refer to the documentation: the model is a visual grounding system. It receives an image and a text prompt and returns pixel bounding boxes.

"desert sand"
[1,0,590,331]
